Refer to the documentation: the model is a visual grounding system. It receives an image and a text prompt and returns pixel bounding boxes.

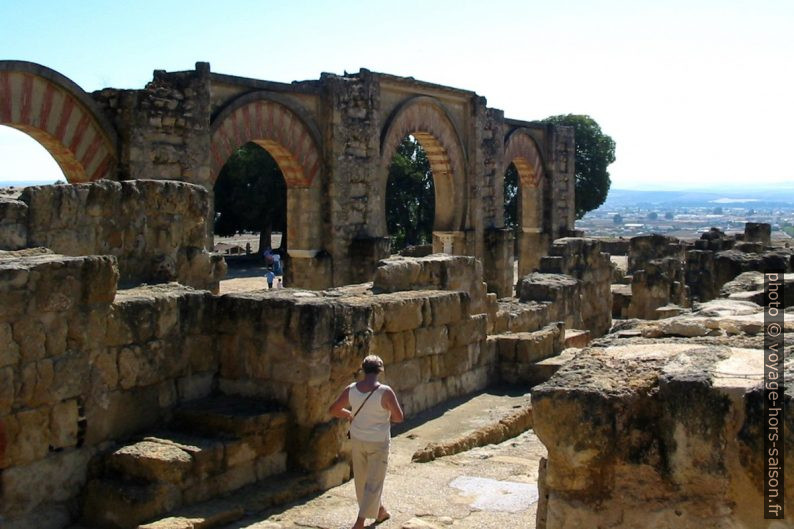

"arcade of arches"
[0,61,575,296]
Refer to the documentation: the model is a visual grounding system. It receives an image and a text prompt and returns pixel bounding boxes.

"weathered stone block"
[414,325,449,356]
[108,440,193,484]
[532,344,794,529]
[0,322,20,368]
[379,295,425,332]
[388,360,422,391]
[2,407,50,468]
[1,448,92,519]
[49,399,79,449]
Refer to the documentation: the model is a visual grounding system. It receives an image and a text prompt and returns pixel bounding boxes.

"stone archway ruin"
[503,128,545,275]
[379,96,467,254]
[0,61,117,183]
[210,93,326,287]
[0,62,576,291]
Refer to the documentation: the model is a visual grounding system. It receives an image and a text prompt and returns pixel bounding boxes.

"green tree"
[213,142,286,252]
[386,136,435,251]
[503,163,519,232]
[541,114,616,219]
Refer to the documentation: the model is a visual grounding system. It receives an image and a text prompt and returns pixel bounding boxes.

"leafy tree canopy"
[503,163,519,232]
[541,114,616,219]
[386,136,435,251]
[213,142,286,250]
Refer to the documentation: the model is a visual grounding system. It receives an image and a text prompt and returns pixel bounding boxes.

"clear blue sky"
[1,0,792,190]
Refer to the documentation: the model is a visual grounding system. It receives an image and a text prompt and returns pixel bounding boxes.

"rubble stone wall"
[0,180,225,292]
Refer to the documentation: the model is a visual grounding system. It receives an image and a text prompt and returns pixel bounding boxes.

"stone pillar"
[548,126,575,240]
[744,222,771,247]
[483,228,515,298]
[518,227,543,277]
[348,237,391,284]
[287,249,333,290]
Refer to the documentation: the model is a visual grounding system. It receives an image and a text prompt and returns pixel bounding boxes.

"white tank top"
[349,383,391,442]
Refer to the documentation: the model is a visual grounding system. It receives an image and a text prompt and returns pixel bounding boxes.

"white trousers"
[351,437,390,519]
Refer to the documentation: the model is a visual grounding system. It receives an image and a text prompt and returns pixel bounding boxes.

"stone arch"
[379,96,467,238]
[0,61,118,183]
[503,128,545,230]
[210,93,325,266]
[210,93,322,188]
[503,128,546,274]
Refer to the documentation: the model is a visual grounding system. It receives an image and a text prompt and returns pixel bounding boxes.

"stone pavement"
[219,390,543,529]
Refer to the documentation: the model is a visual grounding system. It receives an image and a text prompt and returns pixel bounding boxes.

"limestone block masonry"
[533,344,794,529]
[0,180,226,291]
[0,251,549,529]
[0,60,576,293]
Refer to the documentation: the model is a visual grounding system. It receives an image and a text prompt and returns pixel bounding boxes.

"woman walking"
[329,355,404,529]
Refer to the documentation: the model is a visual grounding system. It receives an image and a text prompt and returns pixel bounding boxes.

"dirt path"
[220,391,544,529]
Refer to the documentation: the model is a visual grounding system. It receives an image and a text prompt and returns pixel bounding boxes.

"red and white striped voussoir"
[0,71,116,183]
[210,100,320,188]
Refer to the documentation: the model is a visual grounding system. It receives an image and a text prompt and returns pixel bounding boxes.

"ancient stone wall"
[533,343,794,529]
[92,64,212,185]
[618,226,792,310]
[0,180,225,291]
[628,234,686,273]
[534,238,612,336]
[0,252,500,529]
[627,256,689,319]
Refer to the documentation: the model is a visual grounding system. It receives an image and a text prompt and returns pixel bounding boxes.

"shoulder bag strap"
[351,385,379,419]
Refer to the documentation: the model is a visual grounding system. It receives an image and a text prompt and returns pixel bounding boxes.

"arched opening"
[0,124,65,184]
[210,96,326,289]
[385,135,435,253]
[503,162,520,286]
[214,141,287,256]
[503,130,545,277]
[379,97,467,254]
[503,162,519,236]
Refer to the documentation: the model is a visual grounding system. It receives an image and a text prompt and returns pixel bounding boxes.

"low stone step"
[82,478,182,529]
[174,396,287,437]
[136,472,324,529]
[82,397,291,529]
[522,349,577,387]
[563,329,590,349]
[490,322,566,387]
[493,300,550,334]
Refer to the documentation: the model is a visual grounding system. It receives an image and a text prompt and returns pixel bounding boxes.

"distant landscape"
[578,187,794,240]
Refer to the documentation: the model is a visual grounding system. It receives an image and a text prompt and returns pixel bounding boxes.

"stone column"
[484,228,515,298]
[286,249,333,290]
[518,227,543,277]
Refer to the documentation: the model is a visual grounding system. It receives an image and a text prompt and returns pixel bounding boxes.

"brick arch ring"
[210,92,323,188]
[503,128,544,189]
[0,61,119,183]
[380,96,467,232]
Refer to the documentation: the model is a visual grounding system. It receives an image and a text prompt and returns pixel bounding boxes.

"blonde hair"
[361,355,384,374]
